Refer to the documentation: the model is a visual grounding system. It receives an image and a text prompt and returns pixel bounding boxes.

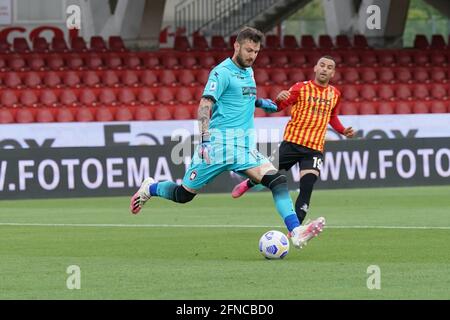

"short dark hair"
[236,26,264,44]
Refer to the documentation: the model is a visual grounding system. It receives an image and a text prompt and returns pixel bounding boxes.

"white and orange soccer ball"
[259,230,289,259]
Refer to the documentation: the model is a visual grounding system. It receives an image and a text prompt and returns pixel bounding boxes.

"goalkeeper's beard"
[236,54,253,68]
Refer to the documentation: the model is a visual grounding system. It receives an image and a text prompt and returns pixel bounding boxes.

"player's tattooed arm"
[198,97,213,138]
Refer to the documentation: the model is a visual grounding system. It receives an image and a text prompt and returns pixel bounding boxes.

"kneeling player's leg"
[245,163,300,233]
[295,170,319,224]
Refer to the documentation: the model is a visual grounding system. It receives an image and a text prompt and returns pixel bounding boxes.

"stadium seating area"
[0,34,449,123]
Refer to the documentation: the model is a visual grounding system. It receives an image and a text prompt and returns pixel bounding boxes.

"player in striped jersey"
[232,56,355,244]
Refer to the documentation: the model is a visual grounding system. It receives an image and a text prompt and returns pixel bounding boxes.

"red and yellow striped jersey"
[277,80,344,152]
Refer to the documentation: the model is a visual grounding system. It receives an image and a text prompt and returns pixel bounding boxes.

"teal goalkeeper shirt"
[202,58,257,148]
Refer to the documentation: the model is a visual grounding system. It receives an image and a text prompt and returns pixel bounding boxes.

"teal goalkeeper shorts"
[182,143,270,191]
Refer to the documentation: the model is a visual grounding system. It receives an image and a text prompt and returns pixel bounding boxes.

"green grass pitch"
[0,186,449,300]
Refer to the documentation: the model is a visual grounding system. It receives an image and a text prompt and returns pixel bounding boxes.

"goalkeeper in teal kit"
[129,27,325,249]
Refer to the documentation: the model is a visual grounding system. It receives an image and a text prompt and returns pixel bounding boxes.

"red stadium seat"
[20,90,39,107]
[179,55,197,69]
[413,52,429,66]
[56,108,74,122]
[44,71,63,88]
[270,69,288,85]
[271,52,289,67]
[8,55,26,71]
[287,68,306,83]
[105,54,123,69]
[178,69,196,87]
[413,84,429,100]
[122,70,139,87]
[62,71,81,88]
[395,84,412,100]
[13,38,30,53]
[318,35,334,49]
[71,37,88,52]
[4,72,22,88]
[118,88,137,105]
[142,55,159,69]
[430,35,446,49]
[24,72,42,88]
[396,51,413,67]
[193,86,204,101]
[360,52,378,66]
[430,101,447,113]
[32,37,49,52]
[341,85,359,101]
[161,55,179,69]
[102,70,120,87]
[193,35,209,50]
[211,36,227,50]
[98,88,117,105]
[51,37,69,52]
[254,69,270,85]
[1,90,19,107]
[265,35,280,49]
[40,89,59,107]
[138,88,155,105]
[116,107,134,121]
[300,35,316,49]
[175,87,194,104]
[198,55,216,69]
[156,87,175,104]
[135,107,153,120]
[66,54,84,70]
[96,107,114,121]
[430,52,446,66]
[361,68,377,83]
[343,52,360,67]
[76,108,95,122]
[173,105,192,120]
[283,35,298,49]
[413,68,429,83]
[378,68,395,83]
[90,36,107,52]
[268,85,284,101]
[343,68,360,84]
[0,108,14,123]
[82,71,101,87]
[0,39,11,53]
[377,51,395,67]
[36,108,55,122]
[413,101,429,114]
[254,107,267,117]
[196,69,209,85]
[140,70,158,87]
[109,36,127,51]
[154,106,172,120]
[360,85,377,101]
[28,54,46,71]
[430,67,447,83]
[340,102,358,115]
[413,35,429,49]
[353,35,369,49]
[395,101,412,114]
[359,102,378,114]
[174,36,191,51]
[229,35,237,48]
[125,54,142,69]
[47,54,65,70]
[159,70,178,86]
[430,84,448,100]
[79,89,98,106]
[60,89,79,106]
[86,54,104,70]
[377,101,395,114]
[336,35,351,49]
[16,108,34,123]
[378,85,395,101]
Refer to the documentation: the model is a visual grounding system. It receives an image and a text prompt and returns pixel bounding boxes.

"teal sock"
[271,184,300,232]
[149,181,178,200]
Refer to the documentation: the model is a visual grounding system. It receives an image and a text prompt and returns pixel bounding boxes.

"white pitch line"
[0,222,449,230]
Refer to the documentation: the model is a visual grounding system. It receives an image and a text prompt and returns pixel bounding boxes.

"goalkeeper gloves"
[255,98,278,113]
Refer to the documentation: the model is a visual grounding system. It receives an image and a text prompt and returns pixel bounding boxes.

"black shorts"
[273,141,324,173]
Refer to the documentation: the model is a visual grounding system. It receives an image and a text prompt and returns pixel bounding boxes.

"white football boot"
[130,177,155,214]
[290,217,326,249]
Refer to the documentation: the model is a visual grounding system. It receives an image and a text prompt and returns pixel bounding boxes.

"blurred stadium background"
[0,0,449,300]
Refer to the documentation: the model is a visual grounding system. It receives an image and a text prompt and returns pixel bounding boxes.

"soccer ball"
[259,230,289,259]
